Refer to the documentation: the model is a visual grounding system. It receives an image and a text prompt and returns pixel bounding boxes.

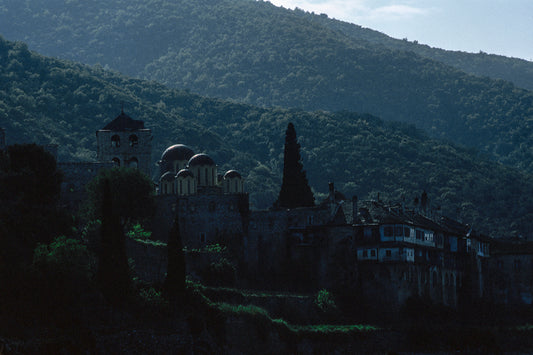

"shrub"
[315,289,337,312]
[33,235,93,280]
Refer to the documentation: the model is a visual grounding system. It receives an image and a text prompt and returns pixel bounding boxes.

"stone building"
[153,143,248,253]
[96,110,152,177]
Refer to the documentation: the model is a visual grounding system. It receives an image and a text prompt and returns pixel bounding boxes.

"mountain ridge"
[1,36,533,237]
[1,0,532,175]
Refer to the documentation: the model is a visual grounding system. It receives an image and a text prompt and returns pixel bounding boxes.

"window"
[384,226,394,237]
[385,249,392,258]
[514,259,521,271]
[362,250,368,258]
[129,134,138,147]
[394,226,403,237]
[370,250,376,257]
[416,230,424,240]
[111,135,120,147]
[404,227,410,237]
[307,216,314,225]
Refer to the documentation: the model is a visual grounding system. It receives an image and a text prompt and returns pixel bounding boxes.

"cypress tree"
[274,122,314,209]
[164,214,186,299]
[97,178,131,304]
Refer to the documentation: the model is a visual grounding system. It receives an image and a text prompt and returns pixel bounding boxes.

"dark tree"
[274,122,314,209]
[85,167,155,226]
[0,144,69,268]
[164,215,186,299]
[97,178,131,304]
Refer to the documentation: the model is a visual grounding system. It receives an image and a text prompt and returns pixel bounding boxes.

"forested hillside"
[1,36,533,237]
[1,0,533,175]
[296,9,533,91]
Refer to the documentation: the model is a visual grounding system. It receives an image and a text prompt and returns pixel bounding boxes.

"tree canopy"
[2,36,533,237]
[1,0,533,175]
[85,167,155,226]
[274,122,314,209]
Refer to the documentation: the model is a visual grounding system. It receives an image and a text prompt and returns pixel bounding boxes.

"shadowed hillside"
[1,0,533,174]
[1,36,533,237]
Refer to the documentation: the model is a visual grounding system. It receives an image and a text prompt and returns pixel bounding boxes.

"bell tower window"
[111,135,120,147]
[129,134,138,147]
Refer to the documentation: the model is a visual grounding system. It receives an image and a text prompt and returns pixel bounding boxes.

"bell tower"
[96,110,152,177]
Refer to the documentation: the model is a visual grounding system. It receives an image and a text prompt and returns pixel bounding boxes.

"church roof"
[160,171,176,182]
[161,144,195,162]
[224,170,242,179]
[177,168,195,178]
[101,111,145,131]
[188,153,216,167]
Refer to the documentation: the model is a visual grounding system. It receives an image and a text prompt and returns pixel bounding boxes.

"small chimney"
[352,195,358,224]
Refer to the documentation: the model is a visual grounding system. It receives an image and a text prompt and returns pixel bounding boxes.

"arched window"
[111,135,120,147]
[205,168,209,185]
[128,157,138,168]
[129,134,138,147]
[112,157,120,166]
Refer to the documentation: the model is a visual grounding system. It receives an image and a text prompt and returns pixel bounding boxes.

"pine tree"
[164,214,186,299]
[97,178,131,304]
[274,122,314,209]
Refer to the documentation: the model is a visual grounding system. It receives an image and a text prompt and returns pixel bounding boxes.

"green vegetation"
[97,177,131,303]
[274,122,314,209]
[2,0,533,177]
[184,244,227,253]
[314,289,336,313]
[85,167,155,225]
[164,215,186,298]
[1,36,533,237]
[296,9,533,91]
[126,223,152,241]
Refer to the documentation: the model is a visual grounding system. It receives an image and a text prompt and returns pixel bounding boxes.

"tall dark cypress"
[97,178,131,303]
[274,122,315,209]
[164,214,186,299]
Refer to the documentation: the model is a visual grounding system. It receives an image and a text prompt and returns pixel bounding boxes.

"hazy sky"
[264,0,533,61]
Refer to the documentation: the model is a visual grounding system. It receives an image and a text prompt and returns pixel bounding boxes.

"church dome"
[160,171,176,182]
[188,153,216,167]
[160,144,195,162]
[177,168,194,178]
[224,170,242,179]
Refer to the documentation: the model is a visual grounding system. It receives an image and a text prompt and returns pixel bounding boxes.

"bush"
[203,258,236,287]
[315,289,337,313]
[33,235,93,280]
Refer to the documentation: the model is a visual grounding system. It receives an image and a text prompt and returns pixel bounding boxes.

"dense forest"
[1,0,533,175]
[1,36,533,238]
[295,9,533,91]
